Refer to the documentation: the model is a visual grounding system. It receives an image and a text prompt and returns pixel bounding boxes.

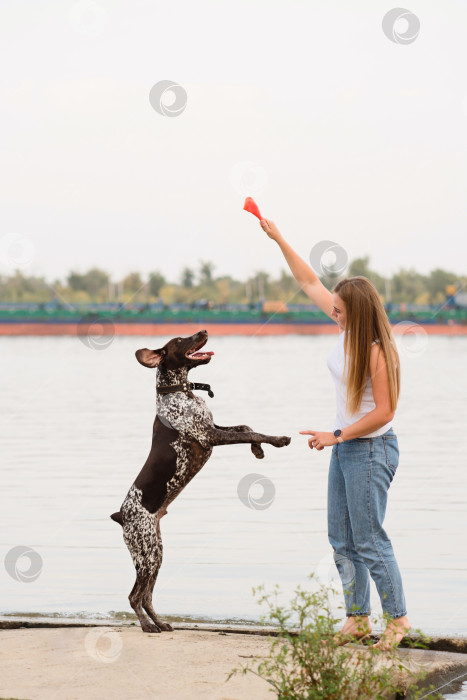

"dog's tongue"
[190,351,214,358]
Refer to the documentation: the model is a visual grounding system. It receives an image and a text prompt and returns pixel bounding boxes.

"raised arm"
[260,218,335,320]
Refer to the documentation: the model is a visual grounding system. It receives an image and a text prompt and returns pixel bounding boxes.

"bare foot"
[322,616,372,648]
[374,616,411,651]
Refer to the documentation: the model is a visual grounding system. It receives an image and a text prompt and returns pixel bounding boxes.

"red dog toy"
[243,197,262,220]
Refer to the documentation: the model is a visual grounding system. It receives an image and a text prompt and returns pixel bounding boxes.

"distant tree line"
[0,257,465,306]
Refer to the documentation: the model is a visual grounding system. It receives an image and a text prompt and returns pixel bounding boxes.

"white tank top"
[326,330,396,438]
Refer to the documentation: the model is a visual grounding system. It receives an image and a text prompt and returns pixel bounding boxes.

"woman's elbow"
[375,406,395,424]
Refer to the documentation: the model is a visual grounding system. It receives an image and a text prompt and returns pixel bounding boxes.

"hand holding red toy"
[243,197,282,242]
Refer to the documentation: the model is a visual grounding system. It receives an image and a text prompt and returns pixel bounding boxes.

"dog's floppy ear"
[135,347,166,368]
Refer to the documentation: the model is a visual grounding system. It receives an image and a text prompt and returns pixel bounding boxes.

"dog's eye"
[177,339,182,343]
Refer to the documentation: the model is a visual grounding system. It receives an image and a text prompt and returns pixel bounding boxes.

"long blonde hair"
[333,276,400,415]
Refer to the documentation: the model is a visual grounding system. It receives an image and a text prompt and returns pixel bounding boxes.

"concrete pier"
[1,622,466,699]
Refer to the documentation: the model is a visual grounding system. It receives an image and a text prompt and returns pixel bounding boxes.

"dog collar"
[157,382,214,398]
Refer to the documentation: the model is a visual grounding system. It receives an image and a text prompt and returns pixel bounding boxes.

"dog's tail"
[110,511,123,527]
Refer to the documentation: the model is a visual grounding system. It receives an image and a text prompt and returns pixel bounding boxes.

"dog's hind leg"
[128,575,160,633]
[142,575,173,631]
[123,506,165,633]
[141,518,173,631]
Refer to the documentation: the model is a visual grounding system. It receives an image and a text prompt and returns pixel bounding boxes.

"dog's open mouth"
[185,338,214,361]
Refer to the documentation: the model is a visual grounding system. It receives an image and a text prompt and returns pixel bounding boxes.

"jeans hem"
[346,612,371,617]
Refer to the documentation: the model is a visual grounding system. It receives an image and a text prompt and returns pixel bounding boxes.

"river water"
[1,334,466,649]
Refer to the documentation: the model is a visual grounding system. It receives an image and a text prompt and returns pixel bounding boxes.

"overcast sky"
[1,0,466,286]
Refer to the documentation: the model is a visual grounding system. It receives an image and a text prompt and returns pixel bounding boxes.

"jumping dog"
[110,330,291,633]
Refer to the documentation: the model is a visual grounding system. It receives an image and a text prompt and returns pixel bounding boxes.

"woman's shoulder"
[370,338,398,368]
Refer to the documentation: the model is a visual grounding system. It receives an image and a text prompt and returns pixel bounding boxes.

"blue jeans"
[327,427,407,619]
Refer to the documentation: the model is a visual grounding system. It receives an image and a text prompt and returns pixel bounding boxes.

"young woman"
[260,217,411,650]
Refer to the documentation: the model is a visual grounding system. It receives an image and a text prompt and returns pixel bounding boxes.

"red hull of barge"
[0,323,466,336]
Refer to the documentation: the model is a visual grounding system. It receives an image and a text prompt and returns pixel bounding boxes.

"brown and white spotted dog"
[110,330,291,633]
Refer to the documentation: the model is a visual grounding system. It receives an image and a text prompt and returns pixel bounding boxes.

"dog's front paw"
[251,443,264,459]
[273,436,291,447]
